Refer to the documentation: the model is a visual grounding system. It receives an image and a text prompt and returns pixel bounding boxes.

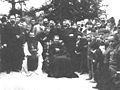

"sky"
[0,0,47,14]
[0,0,120,23]
[101,0,120,24]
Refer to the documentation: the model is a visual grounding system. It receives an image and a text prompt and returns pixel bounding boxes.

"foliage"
[1,0,104,21]
[37,0,103,22]
[24,7,36,18]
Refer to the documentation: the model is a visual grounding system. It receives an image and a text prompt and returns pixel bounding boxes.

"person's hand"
[3,44,7,47]
[93,59,96,63]
[55,48,60,51]
[0,44,7,49]
[16,35,20,39]
[75,51,81,54]
[117,71,120,74]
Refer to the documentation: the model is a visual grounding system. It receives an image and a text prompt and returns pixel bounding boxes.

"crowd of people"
[0,13,120,90]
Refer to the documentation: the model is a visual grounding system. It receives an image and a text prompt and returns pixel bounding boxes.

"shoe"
[47,74,54,77]
[90,80,96,83]
[67,73,79,78]
[86,77,92,80]
[80,72,84,75]
[92,84,99,89]
[92,86,99,89]
[92,86,98,89]
[12,69,20,72]
[34,70,42,75]
[6,70,10,74]
[26,71,33,77]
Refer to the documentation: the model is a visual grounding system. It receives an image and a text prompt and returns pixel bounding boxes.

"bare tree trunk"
[11,0,16,11]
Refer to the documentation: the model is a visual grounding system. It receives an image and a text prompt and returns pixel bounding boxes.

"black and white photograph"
[0,0,120,90]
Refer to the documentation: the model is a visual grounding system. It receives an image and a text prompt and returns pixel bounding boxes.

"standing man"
[61,20,78,72]
[0,20,2,72]
[1,15,25,73]
[26,18,44,74]
[86,38,94,80]
[1,16,8,72]
[75,35,88,74]
[62,20,77,58]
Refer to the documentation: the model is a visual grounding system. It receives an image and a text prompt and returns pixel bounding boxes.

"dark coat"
[61,28,77,57]
[76,38,88,53]
[1,23,25,71]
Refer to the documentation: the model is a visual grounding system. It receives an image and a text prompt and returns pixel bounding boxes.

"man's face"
[43,21,48,26]
[63,20,71,28]
[77,23,81,28]
[63,23,69,28]
[77,35,81,39]
[45,28,50,34]
[43,18,48,26]
[10,15,16,24]
[31,19,35,25]
[16,17,20,23]
[54,36,59,42]
[56,23,61,29]
[105,39,109,44]
[38,20,43,25]
[101,20,106,26]
[63,22,66,26]
[49,21,55,27]
[86,24,92,29]
[99,45,105,54]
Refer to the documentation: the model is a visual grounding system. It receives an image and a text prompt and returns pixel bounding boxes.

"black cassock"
[1,23,25,72]
[48,40,78,78]
[61,28,77,58]
[75,38,88,73]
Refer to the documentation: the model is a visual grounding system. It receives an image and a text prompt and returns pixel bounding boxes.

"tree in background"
[0,0,104,22]
[36,0,103,23]
[1,0,28,16]
[24,7,36,18]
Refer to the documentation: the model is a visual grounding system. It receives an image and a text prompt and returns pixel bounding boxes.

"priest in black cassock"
[1,15,25,74]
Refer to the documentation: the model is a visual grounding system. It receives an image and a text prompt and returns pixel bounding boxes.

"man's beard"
[11,20,15,25]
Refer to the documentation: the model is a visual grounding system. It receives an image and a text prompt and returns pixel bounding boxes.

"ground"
[0,42,97,90]
[0,71,97,90]
[0,43,96,90]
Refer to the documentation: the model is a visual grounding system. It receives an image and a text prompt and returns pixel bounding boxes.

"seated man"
[48,35,78,78]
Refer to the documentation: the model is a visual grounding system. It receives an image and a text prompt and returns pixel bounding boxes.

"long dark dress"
[1,23,25,72]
